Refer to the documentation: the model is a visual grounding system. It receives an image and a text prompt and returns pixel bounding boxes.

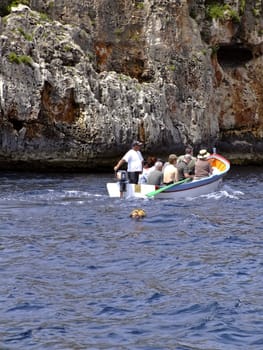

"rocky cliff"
[0,0,262,170]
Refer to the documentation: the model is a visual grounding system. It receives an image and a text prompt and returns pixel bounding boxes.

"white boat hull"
[154,177,222,199]
[106,182,156,199]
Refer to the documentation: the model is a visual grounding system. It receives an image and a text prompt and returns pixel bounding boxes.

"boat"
[106,153,230,200]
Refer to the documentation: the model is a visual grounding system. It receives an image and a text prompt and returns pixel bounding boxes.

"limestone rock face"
[0,0,262,169]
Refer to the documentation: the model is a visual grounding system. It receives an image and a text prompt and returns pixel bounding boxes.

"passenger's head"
[147,156,157,167]
[157,158,165,164]
[185,146,193,155]
[143,160,149,168]
[132,140,143,149]
[168,154,177,164]
[184,154,192,163]
[154,161,163,171]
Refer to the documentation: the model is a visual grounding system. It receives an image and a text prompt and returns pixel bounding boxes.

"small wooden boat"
[106,153,230,200]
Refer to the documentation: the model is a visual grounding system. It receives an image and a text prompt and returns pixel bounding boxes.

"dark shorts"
[128,171,140,184]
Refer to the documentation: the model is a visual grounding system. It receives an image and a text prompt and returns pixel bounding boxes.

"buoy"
[130,208,146,219]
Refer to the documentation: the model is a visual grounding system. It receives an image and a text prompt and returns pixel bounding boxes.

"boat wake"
[0,189,104,206]
[182,183,244,202]
[197,185,244,200]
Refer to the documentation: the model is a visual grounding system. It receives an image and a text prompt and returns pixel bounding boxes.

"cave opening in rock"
[9,119,24,131]
[217,45,253,68]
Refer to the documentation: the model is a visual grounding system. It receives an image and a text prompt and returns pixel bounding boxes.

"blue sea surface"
[0,167,262,349]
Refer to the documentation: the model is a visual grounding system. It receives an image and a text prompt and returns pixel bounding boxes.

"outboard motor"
[117,170,128,197]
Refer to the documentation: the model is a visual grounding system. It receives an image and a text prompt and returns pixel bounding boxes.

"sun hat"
[197,149,210,159]
[132,140,143,147]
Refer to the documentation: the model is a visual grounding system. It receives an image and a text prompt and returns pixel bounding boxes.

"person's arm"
[138,151,144,173]
[114,159,126,172]
[183,166,194,180]
[208,163,213,175]
[174,168,179,182]
[184,171,194,180]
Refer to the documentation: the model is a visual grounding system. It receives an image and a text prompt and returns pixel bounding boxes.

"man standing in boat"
[114,141,144,184]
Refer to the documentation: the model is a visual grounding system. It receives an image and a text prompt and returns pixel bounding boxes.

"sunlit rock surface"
[0,0,262,169]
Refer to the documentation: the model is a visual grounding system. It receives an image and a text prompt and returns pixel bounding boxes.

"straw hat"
[197,149,210,159]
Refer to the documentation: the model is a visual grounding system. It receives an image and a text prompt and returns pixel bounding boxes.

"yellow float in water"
[130,208,146,219]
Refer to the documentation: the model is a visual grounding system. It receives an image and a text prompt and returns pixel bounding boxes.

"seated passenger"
[177,146,196,175]
[147,161,163,185]
[194,149,213,180]
[138,160,150,184]
[176,154,194,181]
[163,154,178,185]
[138,156,158,184]
[147,156,157,173]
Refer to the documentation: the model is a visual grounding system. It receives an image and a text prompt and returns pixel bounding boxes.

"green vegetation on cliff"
[207,3,241,22]
[0,0,29,17]
[8,51,32,65]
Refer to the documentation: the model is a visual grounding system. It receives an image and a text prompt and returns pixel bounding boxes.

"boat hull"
[154,176,222,199]
[106,182,156,199]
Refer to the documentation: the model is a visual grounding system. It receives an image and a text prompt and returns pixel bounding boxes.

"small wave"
[223,185,245,196]
[185,184,245,201]
[7,302,44,312]
[207,190,241,200]
[147,292,164,303]
[5,329,32,343]
[196,188,244,200]
[98,306,132,315]
[1,189,104,205]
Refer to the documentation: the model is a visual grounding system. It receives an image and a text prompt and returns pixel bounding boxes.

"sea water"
[0,167,262,349]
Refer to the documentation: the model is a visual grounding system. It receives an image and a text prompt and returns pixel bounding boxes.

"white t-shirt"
[123,149,143,172]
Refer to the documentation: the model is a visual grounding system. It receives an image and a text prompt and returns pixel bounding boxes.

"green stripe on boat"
[146,178,190,198]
